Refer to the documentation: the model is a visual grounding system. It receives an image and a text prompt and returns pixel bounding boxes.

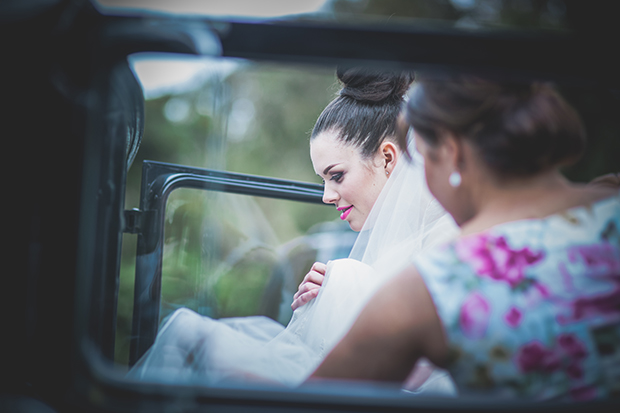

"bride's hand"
[291,262,326,311]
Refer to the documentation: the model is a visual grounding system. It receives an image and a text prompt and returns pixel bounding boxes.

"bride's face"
[310,130,389,232]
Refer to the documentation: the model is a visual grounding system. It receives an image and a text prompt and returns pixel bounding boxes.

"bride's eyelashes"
[318,171,343,185]
[330,172,344,183]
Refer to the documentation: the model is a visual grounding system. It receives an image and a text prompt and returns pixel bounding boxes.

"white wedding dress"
[127,147,459,393]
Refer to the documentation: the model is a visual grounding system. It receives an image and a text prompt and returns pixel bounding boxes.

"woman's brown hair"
[400,76,586,177]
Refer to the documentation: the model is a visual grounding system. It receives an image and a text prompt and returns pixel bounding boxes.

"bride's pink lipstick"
[337,205,353,220]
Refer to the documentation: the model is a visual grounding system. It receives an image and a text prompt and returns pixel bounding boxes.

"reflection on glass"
[160,189,355,326]
[161,189,278,322]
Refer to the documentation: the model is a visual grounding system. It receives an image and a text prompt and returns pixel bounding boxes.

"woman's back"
[415,192,620,400]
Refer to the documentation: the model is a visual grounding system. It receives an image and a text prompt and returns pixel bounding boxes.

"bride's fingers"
[311,262,327,275]
[292,262,328,310]
[304,289,320,302]
[293,282,320,300]
[294,282,320,300]
[291,289,320,311]
[302,270,325,286]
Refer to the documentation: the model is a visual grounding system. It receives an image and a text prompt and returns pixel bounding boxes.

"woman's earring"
[386,171,389,176]
[449,171,461,187]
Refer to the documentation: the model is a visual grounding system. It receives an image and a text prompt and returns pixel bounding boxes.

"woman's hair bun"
[404,76,586,176]
[337,67,414,103]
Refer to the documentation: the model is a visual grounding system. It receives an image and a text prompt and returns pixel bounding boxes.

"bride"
[127,68,458,391]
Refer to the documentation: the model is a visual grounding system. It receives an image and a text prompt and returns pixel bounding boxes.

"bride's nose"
[322,184,339,205]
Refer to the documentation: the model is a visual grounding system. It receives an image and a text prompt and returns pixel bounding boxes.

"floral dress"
[414,193,620,401]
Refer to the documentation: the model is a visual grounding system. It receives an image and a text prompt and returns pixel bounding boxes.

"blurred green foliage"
[320,0,570,30]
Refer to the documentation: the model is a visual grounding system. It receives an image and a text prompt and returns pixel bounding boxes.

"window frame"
[127,160,325,365]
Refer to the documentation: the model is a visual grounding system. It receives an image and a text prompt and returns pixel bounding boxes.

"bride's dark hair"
[311,67,414,158]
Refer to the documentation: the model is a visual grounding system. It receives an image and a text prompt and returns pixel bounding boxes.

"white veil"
[350,139,458,272]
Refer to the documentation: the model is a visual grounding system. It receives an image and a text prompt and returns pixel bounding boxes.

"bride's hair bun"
[311,67,415,158]
[337,67,414,103]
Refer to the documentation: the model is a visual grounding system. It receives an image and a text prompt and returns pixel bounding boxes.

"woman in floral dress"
[309,77,620,401]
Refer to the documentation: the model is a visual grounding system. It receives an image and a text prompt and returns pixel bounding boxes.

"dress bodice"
[414,193,620,400]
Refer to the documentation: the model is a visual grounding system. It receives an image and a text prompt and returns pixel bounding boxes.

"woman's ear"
[437,131,464,173]
[381,141,399,174]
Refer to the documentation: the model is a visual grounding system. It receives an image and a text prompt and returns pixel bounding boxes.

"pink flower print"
[516,341,554,373]
[533,282,550,298]
[569,385,598,401]
[516,336,590,381]
[569,283,620,322]
[516,341,562,374]
[557,334,587,360]
[456,234,544,288]
[515,341,545,373]
[459,292,491,339]
[455,234,492,270]
[566,360,584,380]
[523,281,551,308]
[541,351,562,373]
[568,243,620,275]
[558,262,575,291]
[504,306,522,328]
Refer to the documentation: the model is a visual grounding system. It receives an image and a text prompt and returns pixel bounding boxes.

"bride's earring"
[449,171,461,187]
[386,171,389,176]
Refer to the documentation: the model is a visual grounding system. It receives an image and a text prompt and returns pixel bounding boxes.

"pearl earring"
[449,171,461,187]
[386,171,389,176]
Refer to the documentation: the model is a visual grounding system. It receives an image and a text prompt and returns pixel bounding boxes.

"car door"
[125,159,334,365]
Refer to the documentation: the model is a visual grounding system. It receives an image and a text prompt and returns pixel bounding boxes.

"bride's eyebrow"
[323,163,341,175]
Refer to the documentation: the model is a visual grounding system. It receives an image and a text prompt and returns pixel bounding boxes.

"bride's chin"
[349,220,363,232]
